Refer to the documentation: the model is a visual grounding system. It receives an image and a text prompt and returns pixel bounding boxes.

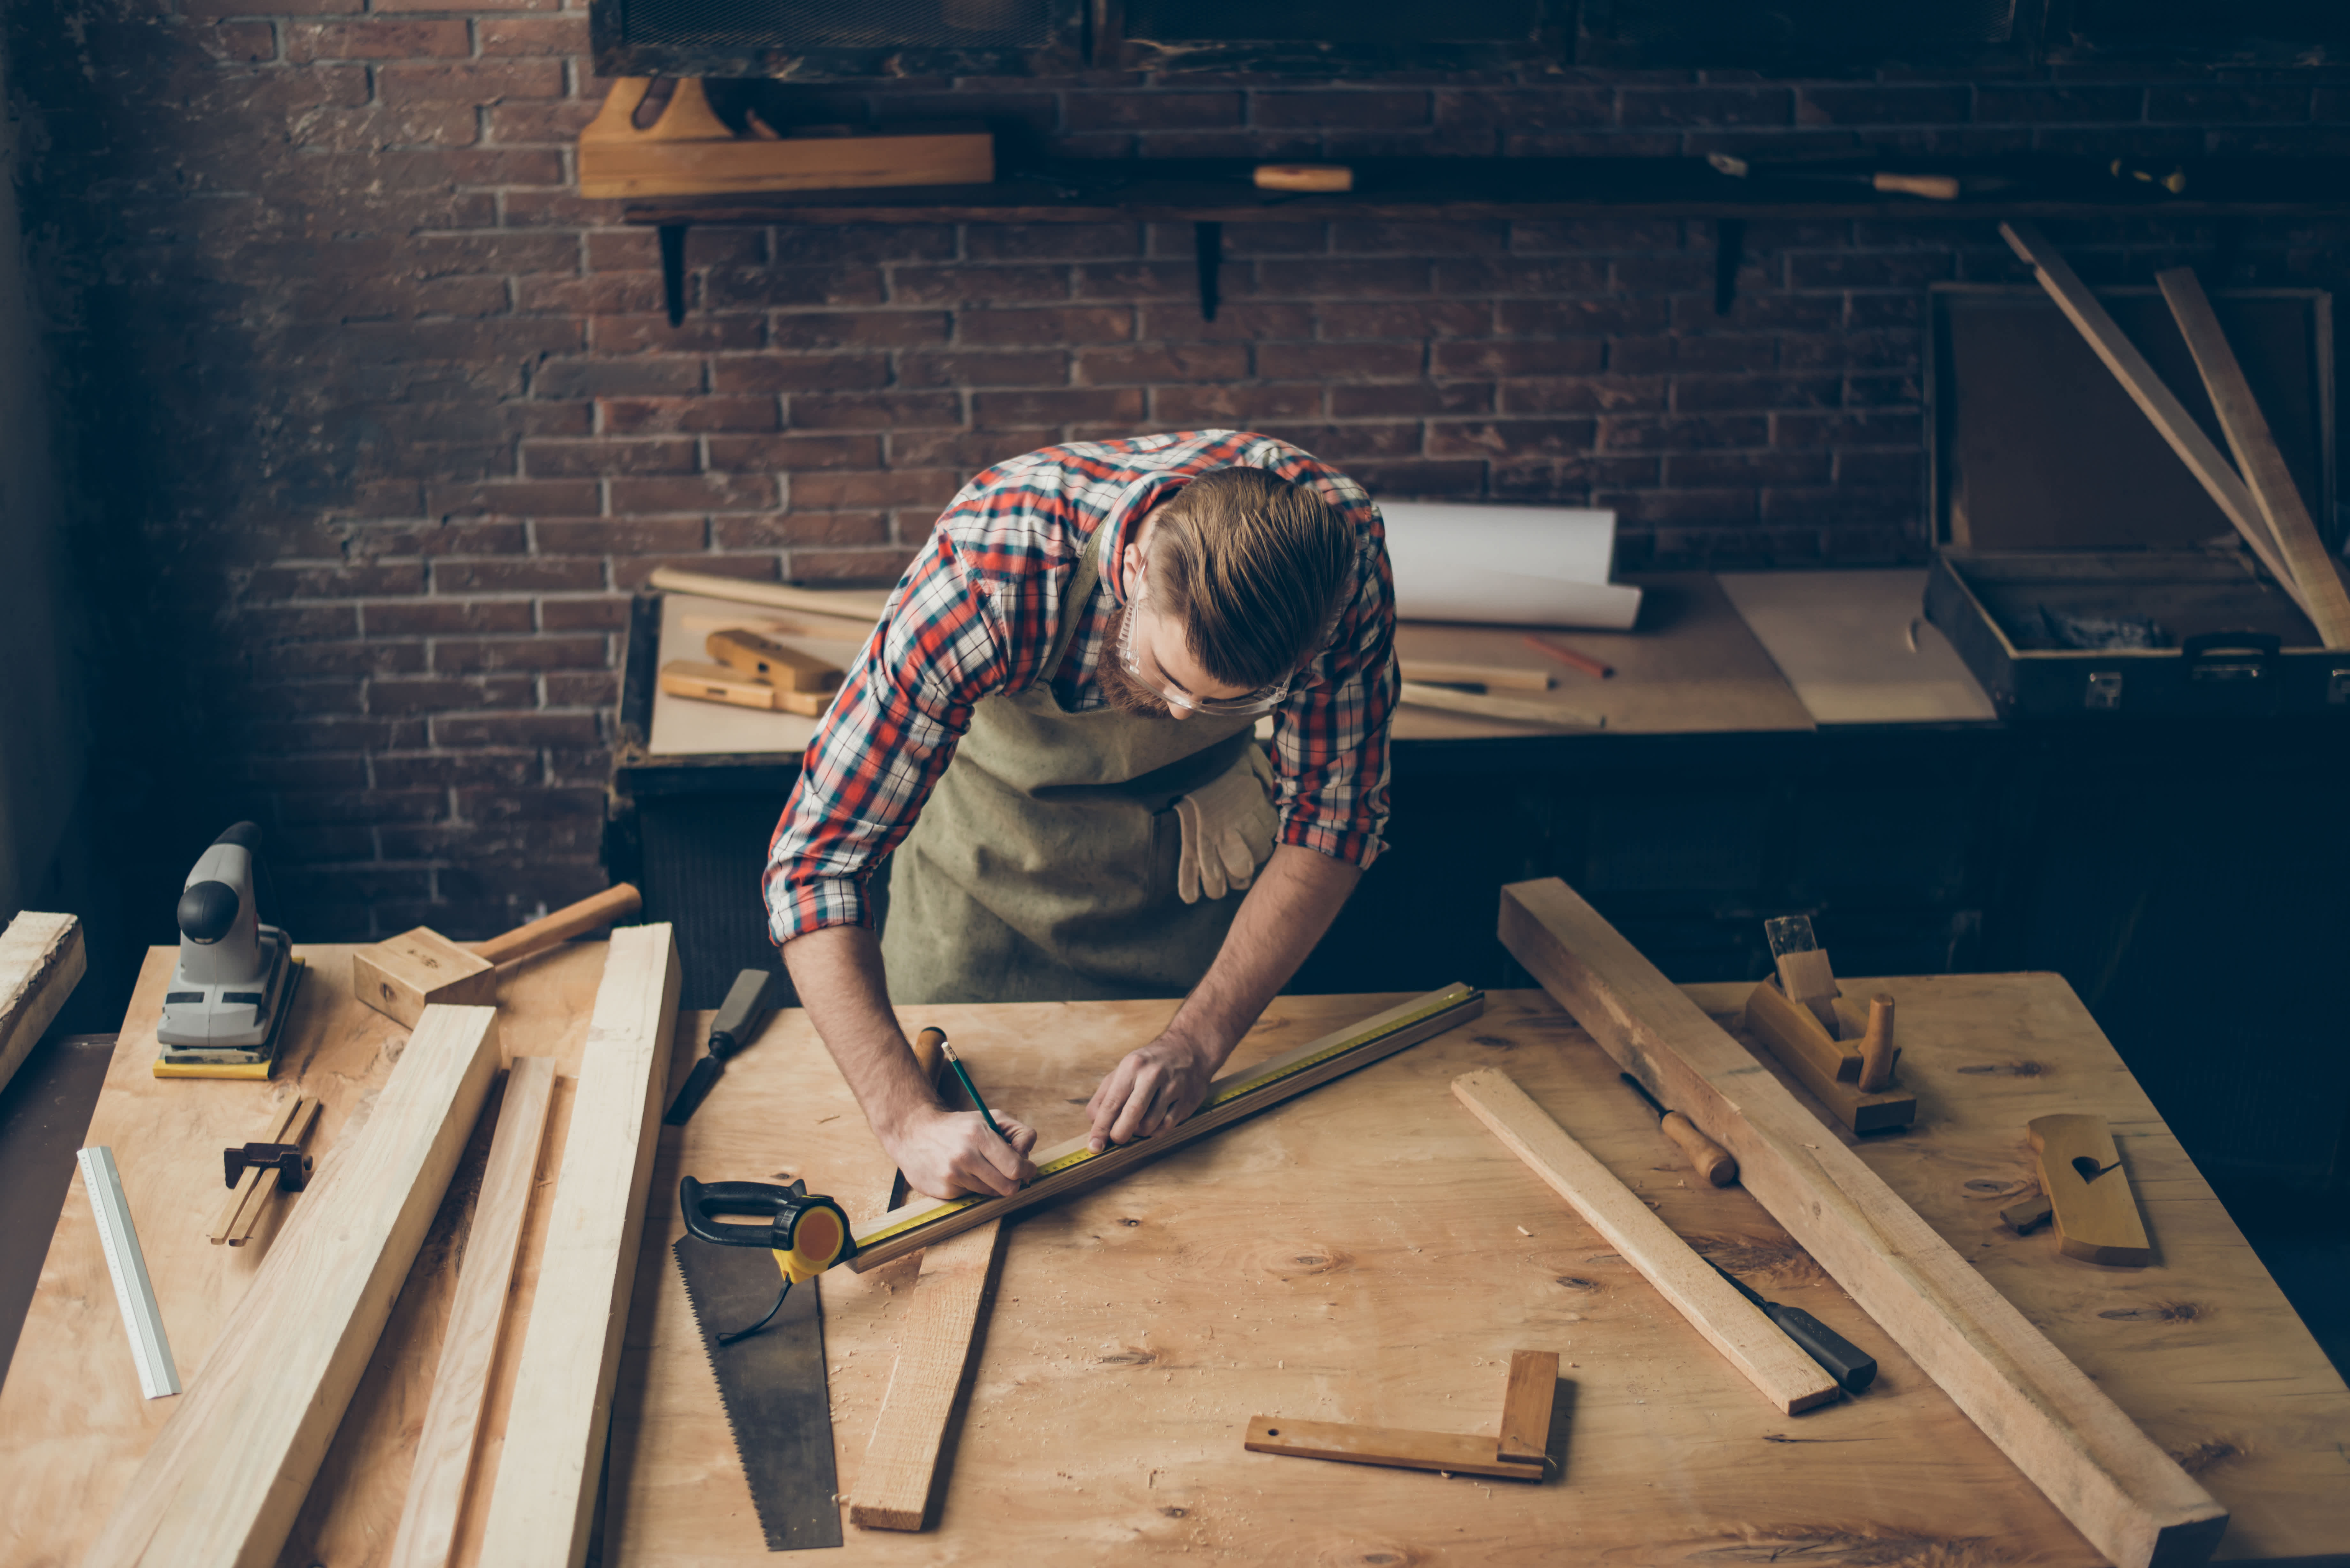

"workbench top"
[4,947,2344,1565]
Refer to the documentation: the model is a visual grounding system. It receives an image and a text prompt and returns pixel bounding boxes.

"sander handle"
[471,883,642,967]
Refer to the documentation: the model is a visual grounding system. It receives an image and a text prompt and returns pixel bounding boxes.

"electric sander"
[155,821,303,1079]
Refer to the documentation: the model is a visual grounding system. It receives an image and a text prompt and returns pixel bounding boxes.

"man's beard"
[1094,601,1171,717]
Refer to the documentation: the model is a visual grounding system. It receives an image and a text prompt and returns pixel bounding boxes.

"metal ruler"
[78,1146,180,1398]
[854,983,1482,1256]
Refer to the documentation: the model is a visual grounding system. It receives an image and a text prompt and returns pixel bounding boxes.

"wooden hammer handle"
[911,1027,948,1084]
[470,884,643,967]
[1661,1111,1739,1187]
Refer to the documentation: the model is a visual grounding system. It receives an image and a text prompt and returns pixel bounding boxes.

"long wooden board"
[80,1004,503,1568]
[1998,222,2311,623]
[476,927,680,1568]
[1452,1068,1839,1415]
[1498,878,2227,1568]
[0,910,84,1097]
[389,1057,559,1568]
[2156,266,2350,648]
[847,984,1483,1271]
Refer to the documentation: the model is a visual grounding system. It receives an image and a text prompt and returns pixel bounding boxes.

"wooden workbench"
[5,950,2345,1564]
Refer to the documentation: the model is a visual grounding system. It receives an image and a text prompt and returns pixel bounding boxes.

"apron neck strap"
[1028,516,1113,692]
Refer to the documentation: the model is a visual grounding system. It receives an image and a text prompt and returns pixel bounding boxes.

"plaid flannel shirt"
[762,431,1398,947]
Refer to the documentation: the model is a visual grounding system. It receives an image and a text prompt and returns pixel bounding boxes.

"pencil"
[1523,633,1614,680]
[938,1039,1006,1142]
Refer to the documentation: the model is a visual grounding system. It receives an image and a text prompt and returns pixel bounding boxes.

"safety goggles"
[1114,592,1297,718]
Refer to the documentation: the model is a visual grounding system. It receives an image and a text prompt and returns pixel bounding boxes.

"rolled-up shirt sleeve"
[761,529,1004,945]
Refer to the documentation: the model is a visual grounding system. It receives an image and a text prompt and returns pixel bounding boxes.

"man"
[764,430,1397,1205]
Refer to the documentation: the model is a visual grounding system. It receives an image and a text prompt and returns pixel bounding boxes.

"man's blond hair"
[1146,467,1354,691]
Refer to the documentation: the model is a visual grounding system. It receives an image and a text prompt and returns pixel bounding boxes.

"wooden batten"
[1454,1068,1839,1415]
[1498,877,2227,1568]
[81,1005,503,1568]
[848,1220,1009,1531]
[476,927,681,1568]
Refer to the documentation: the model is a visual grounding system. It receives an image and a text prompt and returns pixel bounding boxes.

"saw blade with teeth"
[674,1235,844,1550]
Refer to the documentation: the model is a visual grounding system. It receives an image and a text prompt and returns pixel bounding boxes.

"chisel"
[1619,1073,1738,1186]
[1710,1261,1876,1393]
[663,968,778,1125]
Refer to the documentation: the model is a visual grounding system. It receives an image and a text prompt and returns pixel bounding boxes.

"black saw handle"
[679,1177,802,1249]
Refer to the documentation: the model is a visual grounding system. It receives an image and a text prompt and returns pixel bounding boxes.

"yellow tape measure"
[854,984,1478,1253]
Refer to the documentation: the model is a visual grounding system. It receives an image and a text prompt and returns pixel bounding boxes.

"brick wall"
[5,1,2346,940]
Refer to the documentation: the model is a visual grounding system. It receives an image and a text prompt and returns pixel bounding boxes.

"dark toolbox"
[1924,283,2346,718]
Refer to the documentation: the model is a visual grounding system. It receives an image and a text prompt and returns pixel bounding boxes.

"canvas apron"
[881,521,1263,1005]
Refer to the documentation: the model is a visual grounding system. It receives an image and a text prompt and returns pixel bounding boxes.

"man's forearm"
[779,925,937,1141]
[1160,844,1362,1073]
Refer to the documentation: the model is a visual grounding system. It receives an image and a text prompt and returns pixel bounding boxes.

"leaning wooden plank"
[850,984,1483,1271]
[476,926,681,1568]
[2157,266,2350,648]
[386,1057,559,1568]
[1498,878,2227,1568]
[81,1004,502,1568]
[1998,221,2311,622]
[1453,1068,1838,1415]
[0,911,84,1098]
[848,1219,1009,1531]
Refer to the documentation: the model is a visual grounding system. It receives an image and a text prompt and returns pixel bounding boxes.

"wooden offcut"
[1453,1068,1839,1415]
[352,884,641,1028]
[81,1004,502,1568]
[849,984,1483,1271]
[2157,266,2350,648]
[1998,221,2313,624]
[1498,877,2228,1568]
[847,1221,1009,1531]
[476,927,680,1568]
[706,628,844,693]
[579,77,993,199]
[2029,1113,2153,1268]
[0,910,84,1098]
[1496,1350,1560,1464]
[387,1056,558,1568]
[1743,978,1915,1134]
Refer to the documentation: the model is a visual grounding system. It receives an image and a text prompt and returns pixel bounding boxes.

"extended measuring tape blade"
[853,984,1481,1255]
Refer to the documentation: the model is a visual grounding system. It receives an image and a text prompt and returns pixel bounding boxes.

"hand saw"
[675,1177,860,1550]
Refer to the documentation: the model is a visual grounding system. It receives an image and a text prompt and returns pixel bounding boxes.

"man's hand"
[886,1104,1039,1202]
[1086,1034,1215,1152]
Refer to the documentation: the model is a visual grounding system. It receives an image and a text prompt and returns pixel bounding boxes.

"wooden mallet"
[352,884,643,1027]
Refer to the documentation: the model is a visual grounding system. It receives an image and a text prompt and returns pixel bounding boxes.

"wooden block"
[1999,221,2314,625]
[1396,682,1601,730]
[850,985,1483,1271]
[81,1004,502,1568]
[387,1057,559,1568]
[2157,266,2350,648]
[222,1097,322,1248]
[1397,658,1553,692]
[1497,1350,1559,1464]
[1498,878,2227,1568]
[1244,1417,1544,1481]
[476,926,680,1568]
[1453,1068,1839,1416]
[2029,1113,2153,1267]
[353,928,497,1030]
[1743,979,1915,1135]
[847,1218,1009,1531]
[660,659,831,716]
[706,628,843,693]
[0,911,85,1098]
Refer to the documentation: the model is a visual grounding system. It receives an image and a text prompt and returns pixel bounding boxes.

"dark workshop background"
[2,1,2348,1255]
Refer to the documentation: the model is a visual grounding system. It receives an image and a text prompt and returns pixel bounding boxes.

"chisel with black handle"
[663,968,778,1125]
[1710,1260,1876,1393]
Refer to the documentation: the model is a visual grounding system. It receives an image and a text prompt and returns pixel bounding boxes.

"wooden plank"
[1998,222,2313,623]
[1397,681,1601,729]
[476,925,680,1568]
[207,1095,306,1245]
[0,910,84,1097]
[388,1057,559,1568]
[80,1003,503,1568]
[847,1221,1008,1531]
[1499,878,2229,1568]
[1453,1067,1839,1416]
[2157,266,2350,648]
[848,984,1484,1271]
[222,1097,322,1247]
[1243,1417,1545,1481]
[1396,658,1553,692]
[2029,1113,2153,1268]
[1496,1350,1558,1465]
[647,567,891,623]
